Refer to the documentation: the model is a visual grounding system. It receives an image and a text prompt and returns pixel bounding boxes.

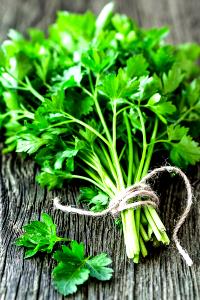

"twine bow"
[53,166,193,266]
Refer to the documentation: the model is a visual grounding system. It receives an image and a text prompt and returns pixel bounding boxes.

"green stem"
[148,206,166,232]
[133,107,147,253]
[160,231,170,245]
[110,142,124,189]
[88,71,95,94]
[134,108,147,182]
[88,74,125,189]
[141,212,148,225]
[123,111,133,186]
[3,110,34,120]
[142,118,158,178]
[98,143,119,185]
[112,101,117,149]
[62,114,110,147]
[139,236,148,257]
[122,210,140,259]
[148,224,153,239]
[140,224,149,242]
[93,74,112,143]
[88,73,141,261]
[79,143,119,196]
[143,207,162,241]
[116,105,132,117]
[25,77,44,102]
[135,208,141,238]
[91,152,118,192]
[121,167,128,183]
[174,105,197,125]
[71,174,114,197]
[142,118,169,243]
[119,145,126,162]
[82,168,104,186]
[141,118,170,242]
[152,139,171,145]
[121,108,148,262]
[116,111,139,260]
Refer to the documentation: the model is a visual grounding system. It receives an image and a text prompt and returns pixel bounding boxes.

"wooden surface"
[0,1,200,299]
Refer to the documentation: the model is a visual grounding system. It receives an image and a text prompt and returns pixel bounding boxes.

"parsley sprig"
[1,2,200,263]
[15,213,67,258]
[16,213,113,296]
[53,242,113,296]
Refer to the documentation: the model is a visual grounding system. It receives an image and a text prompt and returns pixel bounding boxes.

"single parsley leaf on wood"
[16,213,67,258]
[52,241,113,296]
[53,261,90,296]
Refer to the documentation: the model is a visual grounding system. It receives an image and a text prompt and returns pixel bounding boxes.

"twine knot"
[53,166,194,266]
[106,183,159,216]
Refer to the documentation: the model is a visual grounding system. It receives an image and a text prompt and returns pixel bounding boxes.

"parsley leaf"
[126,54,149,78]
[16,134,50,154]
[167,124,189,141]
[86,253,113,280]
[52,241,113,296]
[170,135,200,167]
[15,213,66,258]
[100,69,139,100]
[163,63,184,94]
[146,93,176,123]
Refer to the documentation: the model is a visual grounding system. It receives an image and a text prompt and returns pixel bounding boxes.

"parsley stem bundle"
[1,3,200,263]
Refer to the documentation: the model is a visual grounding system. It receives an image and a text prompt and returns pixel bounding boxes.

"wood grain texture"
[0,1,200,299]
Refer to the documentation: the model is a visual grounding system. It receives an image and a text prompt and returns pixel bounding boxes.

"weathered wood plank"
[0,1,200,299]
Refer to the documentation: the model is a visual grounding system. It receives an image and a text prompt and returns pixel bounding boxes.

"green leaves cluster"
[1,3,199,179]
[16,213,113,296]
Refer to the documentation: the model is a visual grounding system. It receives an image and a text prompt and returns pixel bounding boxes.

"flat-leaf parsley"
[1,2,200,263]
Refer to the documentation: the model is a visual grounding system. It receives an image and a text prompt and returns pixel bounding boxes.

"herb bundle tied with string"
[0,2,200,264]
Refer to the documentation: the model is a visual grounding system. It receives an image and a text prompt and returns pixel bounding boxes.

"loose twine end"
[53,166,193,266]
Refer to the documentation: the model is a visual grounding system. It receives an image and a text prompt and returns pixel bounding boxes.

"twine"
[53,166,193,266]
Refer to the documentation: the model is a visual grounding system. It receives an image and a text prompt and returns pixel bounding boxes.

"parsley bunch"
[16,213,113,296]
[1,3,200,262]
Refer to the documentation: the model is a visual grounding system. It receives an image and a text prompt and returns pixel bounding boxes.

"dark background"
[0,1,200,300]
